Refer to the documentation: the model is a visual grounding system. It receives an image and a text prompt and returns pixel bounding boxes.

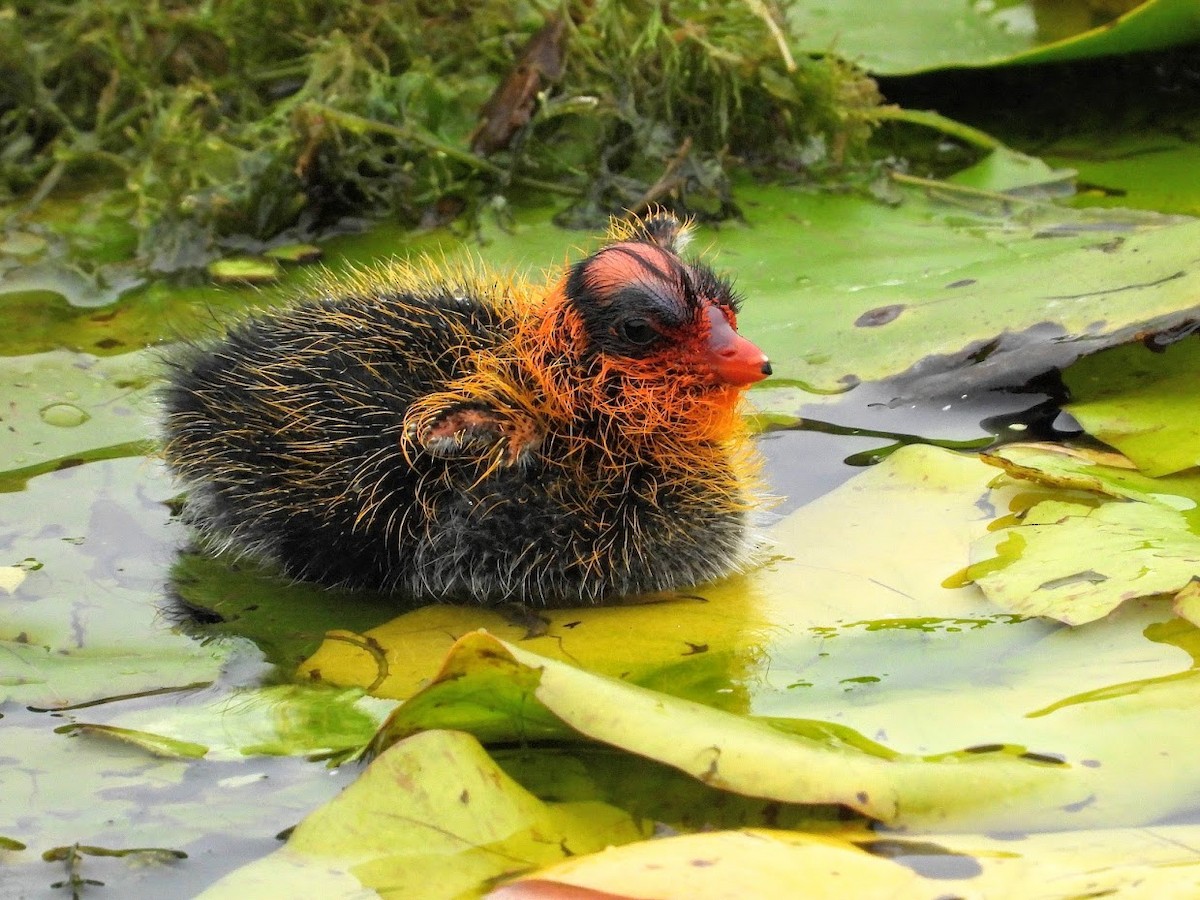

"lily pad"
[1,710,363,896]
[495,829,933,899]
[262,243,323,264]
[1064,338,1200,477]
[206,256,283,284]
[967,444,1200,624]
[0,350,157,491]
[197,729,648,900]
[60,685,396,761]
[970,498,1200,625]
[170,550,402,670]
[13,181,1200,412]
[1044,130,1200,218]
[498,824,1200,899]
[0,459,234,708]
[319,186,1200,399]
[370,631,1083,827]
[788,0,1200,76]
[302,444,1200,838]
[978,442,1200,513]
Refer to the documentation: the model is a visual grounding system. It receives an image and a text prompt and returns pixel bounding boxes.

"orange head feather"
[520,216,770,451]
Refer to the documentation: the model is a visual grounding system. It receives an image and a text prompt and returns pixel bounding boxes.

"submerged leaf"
[56,724,209,760]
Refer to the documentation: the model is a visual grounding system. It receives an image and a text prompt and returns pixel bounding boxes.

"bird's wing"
[403,399,543,467]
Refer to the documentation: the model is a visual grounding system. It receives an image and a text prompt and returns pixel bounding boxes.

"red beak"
[703,306,771,386]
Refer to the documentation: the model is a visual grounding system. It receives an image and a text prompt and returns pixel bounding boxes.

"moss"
[1,0,882,267]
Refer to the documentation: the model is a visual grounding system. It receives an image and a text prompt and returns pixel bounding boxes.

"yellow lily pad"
[497,824,1200,900]
[372,631,1084,827]
[197,729,647,900]
[967,444,1200,624]
[297,444,1011,705]
[493,829,931,899]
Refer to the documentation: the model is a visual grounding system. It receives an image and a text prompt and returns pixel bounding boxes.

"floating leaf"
[61,685,395,761]
[0,350,157,491]
[14,184,1200,410]
[967,444,1200,624]
[170,550,401,670]
[197,730,648,900]
[206,256,283,284]
[263,243,323,264]
[0,459,232,708]
[498,824,1200,900]
[56,724,209,760]
[978,442,1200,510]
[1065,339,1200,477]
[788,0,1200,76]
[298,590,774,707]
[492,829,931,899]
[372,631,1084,826]
[1044,129,1200,217]
[970,499,1200,625]
[1,714,361,895]
[1175,580,1200,629]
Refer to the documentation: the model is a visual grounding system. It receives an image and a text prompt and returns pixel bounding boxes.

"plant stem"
[874,106,1002,151]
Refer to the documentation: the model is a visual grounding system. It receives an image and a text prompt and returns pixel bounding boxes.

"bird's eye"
[617,317,660,347]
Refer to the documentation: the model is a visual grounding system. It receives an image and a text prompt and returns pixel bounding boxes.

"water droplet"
[39,403,91,428]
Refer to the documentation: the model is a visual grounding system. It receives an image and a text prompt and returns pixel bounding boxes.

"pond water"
[4,365,1145,897]
[5,209,1200,895]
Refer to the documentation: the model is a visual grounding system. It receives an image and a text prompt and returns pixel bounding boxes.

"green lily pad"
[728,190,1200,397]
[0,350,157,491]
[946,146,1076,194]
[1065,339,1200,477]
[0,459,234,708]
[14,181,1200,408]
[60,684,395,760]
[971,498,1200,625]
[979,442,1200,514]
[788,0,1200,76]
[302,444,1200,838]
[323,183,1200,398]
[263,243,323,264]
[1,712,363,897]
[206,256,283,284]
[197,729,648,900]
[170,550,402,670]
[1044,130,1200,218]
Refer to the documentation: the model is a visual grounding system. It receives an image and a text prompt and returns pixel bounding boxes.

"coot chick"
[162,213,771,607]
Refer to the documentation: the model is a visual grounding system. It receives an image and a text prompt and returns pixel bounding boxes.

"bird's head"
[529,212,770,445]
